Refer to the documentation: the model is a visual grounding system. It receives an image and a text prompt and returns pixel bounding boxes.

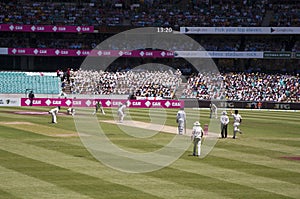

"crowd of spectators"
[0,0,298,53]
[269,1,300,27]
[1,0,297,28]
[292,41,300,52]
[0,32,106,50]
[66,67,300,102]
[0,0,126,26]
[131,0,268,28]
[243,36,293,52]
[0,31,298,53]
[182,72,300,102]
[69,68,182,99]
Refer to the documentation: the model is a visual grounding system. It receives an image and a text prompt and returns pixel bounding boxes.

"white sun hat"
[194,121,201,126]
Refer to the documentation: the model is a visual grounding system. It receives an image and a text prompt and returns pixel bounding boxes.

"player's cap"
[194,121,201,126]
[222,111,227,115]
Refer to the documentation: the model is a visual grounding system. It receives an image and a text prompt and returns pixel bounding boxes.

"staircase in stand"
[63,84,71,95]
[174,82,187,99]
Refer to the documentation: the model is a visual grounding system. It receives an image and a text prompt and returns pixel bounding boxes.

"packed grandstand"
[1,0,298,27]
[0,0,299,104]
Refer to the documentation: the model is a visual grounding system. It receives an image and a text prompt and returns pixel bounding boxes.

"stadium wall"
[184,99,300,110]
[1,95,300,110]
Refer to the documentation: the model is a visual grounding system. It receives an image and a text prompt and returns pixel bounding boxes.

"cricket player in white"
[210,103,218,118]
[231,110,242,139]
[93,101,105,115]
[118,103,126,123]
[49,106,60,123]
[67,107,75,116]
[176,107,186,135]
[191,121,203,156]
[220,111,229,138]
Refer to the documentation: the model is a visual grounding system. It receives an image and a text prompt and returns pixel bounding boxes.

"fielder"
[67,107,75,116]
[231,110,243,139]
[220,111,229,138]
[210,103,218,118]
[118,103,126,123]
[191,121,204,156]
[176,107,186,135]
[49,106,60,123]
[93,101,105,115]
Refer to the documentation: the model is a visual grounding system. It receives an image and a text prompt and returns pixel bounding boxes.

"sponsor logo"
[274,104,290,110]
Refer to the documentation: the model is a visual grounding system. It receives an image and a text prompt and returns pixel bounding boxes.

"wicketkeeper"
[93,101,105,115]
[67,107,75,116]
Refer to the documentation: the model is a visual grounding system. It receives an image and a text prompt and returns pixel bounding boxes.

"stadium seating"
[0,71,61,94]
[0,0,294,28]
[182,72,300,102]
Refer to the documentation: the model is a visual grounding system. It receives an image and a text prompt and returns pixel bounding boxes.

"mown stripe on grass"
[216,138,300,159]
[211,147,300,174]
[245,111,300,116]
[12,136,300,199]
[0,149,161,199]
[0,188,20,199]
[258,138,300,148]
[170,157,300,199]
[206,155,300,185]
[151,166,292,199]
[0,125,47,139]
[246,117,300,126]
[21,126,298,197]
[24,140,95,161]
[0,139,232,199]
[1,123,78,137]
[0,165,91,199]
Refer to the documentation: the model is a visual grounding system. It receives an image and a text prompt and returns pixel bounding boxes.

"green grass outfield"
[0,107,299,199]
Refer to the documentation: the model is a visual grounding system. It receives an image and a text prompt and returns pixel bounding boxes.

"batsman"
[176,107,186,135]
[191,121,204,156]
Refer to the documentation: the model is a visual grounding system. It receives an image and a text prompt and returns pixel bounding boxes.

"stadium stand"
[0,0,291,28]
[269,1,300,27]
[69,69,182,99]
[0,0,299,105]
[0,32,298,53]
[0,71,61,94]
[182,72,300,102]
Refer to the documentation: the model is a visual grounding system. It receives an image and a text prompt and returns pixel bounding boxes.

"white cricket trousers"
[118,111,124,122]
[51,112,57,123]
[178,119,185,135]
[233,122,241,137]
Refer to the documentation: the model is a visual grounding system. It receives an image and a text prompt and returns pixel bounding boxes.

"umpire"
[220,111,229,138]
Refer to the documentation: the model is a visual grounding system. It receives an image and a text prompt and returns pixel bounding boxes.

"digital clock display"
[157,27,173,33]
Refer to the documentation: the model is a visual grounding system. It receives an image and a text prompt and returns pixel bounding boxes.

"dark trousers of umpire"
[193,138,201,156]
[221,124,228,138]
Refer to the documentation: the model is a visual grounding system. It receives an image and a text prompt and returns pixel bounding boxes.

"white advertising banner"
[180,27,300,34]
[0,47,8,55]
[0,98,21,106]
[174,51,264,58]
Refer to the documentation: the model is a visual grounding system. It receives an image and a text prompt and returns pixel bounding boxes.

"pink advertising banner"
[8,48,174,58]
[21,98,184,108]
[0,24,94,33]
